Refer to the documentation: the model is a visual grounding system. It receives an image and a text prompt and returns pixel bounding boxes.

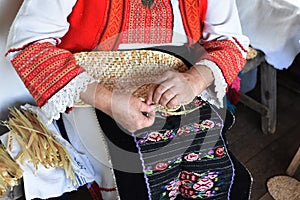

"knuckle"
[156,85,165,93]
[168,100,178,108]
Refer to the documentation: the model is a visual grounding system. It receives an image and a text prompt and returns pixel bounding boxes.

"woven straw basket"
[267,176,300,200]
[74,50,188,106]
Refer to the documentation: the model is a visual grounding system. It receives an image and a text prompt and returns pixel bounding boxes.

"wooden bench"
[239,48,277,134]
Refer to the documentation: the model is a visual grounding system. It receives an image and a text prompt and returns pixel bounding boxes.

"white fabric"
[0,105,95,200]
[201,0,249,56]
[5,0,76,51]
[236,0,300,69]
[171,0,188,44]
[62,107,120,200]
[6,0,248,53]
[40,72,95,124]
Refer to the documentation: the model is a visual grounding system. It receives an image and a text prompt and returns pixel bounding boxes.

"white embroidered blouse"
[6,0,249,122]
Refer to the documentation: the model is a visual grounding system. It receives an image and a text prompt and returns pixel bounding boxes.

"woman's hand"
[80,82,155,132]
[147,65,214,108]
[110,92,156,132]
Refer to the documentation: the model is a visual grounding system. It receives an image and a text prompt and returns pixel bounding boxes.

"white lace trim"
[196,59,227,108]
[41,72,95,124]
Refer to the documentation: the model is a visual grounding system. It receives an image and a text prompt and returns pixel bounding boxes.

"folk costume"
[5,0,251,199]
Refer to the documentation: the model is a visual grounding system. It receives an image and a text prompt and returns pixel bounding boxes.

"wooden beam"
[286,147,300,176]
[260,62,277,134]
[242,51,265,74]
[239,92,269,116]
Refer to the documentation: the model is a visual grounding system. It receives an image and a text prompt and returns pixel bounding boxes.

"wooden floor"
[227,55,300,200]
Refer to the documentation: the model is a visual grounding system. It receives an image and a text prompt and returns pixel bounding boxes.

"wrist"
[80,82,113,115]
[187,65,215,96]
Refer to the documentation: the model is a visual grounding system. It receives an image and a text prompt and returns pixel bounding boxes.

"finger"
[166,95,181,109]
[151,72,172,103]
[158,88,177,107]
[152,83,170,104]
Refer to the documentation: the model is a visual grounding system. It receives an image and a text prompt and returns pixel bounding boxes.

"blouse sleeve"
[5,0,94,123]
[197,0,250,108]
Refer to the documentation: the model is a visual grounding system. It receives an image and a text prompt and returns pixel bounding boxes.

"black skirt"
[95,99,252,200]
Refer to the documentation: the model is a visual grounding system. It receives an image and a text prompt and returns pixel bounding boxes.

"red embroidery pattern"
[121,0,173,44]
[58,0,208,51]
[11,42,84,107]
[179,0,208,45]
[87,182,104,200]
[97,0,126,50]
[200,39,246,86]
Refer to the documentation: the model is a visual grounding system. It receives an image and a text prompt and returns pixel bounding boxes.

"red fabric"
[228,75,242,105]
[11,42,84,107]
[200,39,246,86]
[120,0,173,45]
[228,89,241,105]
[87,182,104,200]
[59,0,208,51]
[95,0,126,50]
[179,0,208,45]
[87,182,116,200]
[58,0,110,53]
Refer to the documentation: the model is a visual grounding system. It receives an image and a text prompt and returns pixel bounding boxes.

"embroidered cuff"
[196,59,227,108]
[41,72,95,122]
[11,42,85,107]
[9,41,96,122]
[200,39,246,86]
[230,37,249,59]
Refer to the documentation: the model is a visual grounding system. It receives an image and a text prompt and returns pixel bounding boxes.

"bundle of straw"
[2,108,76,186]
[0,143,23,196]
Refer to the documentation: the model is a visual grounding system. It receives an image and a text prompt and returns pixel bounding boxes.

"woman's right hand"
[80,82,156,132]
[110,92,156,132]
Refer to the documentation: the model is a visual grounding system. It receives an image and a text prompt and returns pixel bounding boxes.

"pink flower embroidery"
[205,190,214,197]
[177,127,191,136]
[215,147,225,157]
[184,153,199,162]
[193,178,214,192]
[201,120,215,129]
[169,189,177,197]
[193,99,203,106]
[155,162,168,171]
[147,132,162,142]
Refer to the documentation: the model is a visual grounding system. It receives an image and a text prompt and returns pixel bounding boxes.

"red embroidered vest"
[58,0,208,52]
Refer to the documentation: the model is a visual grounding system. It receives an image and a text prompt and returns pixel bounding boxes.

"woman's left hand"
[147,65,214,108]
